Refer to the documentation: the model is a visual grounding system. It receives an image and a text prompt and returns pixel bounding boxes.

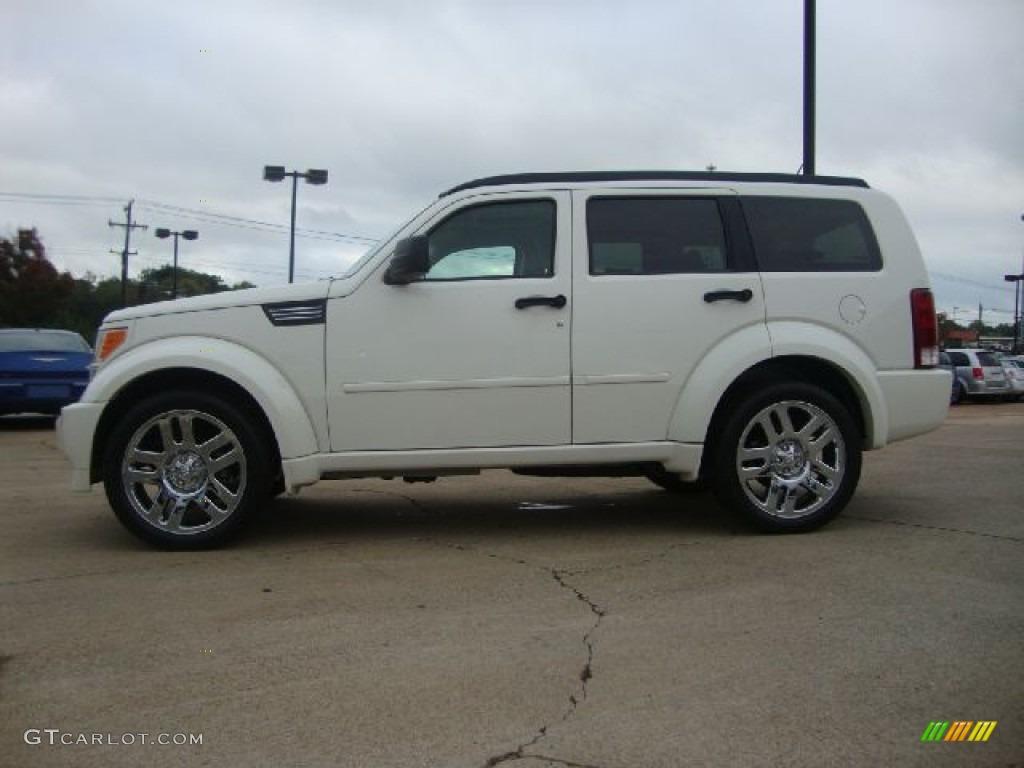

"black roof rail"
[441,170,870,197]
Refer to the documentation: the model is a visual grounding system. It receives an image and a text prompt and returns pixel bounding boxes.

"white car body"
[57,172,951,547]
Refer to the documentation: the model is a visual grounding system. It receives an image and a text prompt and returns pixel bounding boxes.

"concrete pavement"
[2,404,1022,767]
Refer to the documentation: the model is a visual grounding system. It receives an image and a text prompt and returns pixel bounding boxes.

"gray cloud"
[1,0,1022,316]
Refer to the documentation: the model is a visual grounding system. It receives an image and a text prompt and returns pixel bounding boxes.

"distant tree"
[51,274,123,345]
[937,313,964,336]
[1,229,261,342]
[0,229,76,328]
[137,266,258,302]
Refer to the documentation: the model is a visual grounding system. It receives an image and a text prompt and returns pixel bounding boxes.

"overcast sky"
[2,0,1022,323]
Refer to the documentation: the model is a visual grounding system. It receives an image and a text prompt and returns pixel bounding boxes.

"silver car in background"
[944,348,1009,402]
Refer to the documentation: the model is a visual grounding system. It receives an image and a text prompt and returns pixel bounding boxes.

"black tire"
[644,465,709,494]
[710,382,862,533]
[103,389,273,549]
[950,381,963,405]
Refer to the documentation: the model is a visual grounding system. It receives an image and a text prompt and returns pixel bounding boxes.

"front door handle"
[703,288,754,304]
[515,294,567,310]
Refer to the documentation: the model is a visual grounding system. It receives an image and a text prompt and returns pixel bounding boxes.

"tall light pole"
[155,228,199,300]
[263,166,329,283]
[1006,273,1022,353]
[1006,213,1024,354]
[803,0,816,176]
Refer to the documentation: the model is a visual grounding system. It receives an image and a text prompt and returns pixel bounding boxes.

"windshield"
[0,330,91,353]
[340,242,385,277]
[338,198,437,279]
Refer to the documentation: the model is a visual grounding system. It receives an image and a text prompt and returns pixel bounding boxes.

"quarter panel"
[86,332,320,460]
[765,321,888,447]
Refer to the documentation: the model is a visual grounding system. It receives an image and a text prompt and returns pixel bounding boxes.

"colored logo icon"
[921,721,996,742]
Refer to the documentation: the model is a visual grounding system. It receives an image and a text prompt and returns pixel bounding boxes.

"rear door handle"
[515,294,567,310]
[703,288,754,304]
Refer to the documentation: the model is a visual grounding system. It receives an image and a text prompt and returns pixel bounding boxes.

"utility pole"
[109,200,147,308]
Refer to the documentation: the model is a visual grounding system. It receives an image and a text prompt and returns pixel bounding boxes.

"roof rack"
[441,170,870,197]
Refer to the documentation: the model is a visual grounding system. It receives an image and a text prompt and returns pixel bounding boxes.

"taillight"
[910,288,938,368]
[972,367,983,380]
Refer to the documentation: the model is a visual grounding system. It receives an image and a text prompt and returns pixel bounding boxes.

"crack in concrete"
[554,543,684,579]
[550,567,604,714]
[487,753,606,768]
[413,538,610,768]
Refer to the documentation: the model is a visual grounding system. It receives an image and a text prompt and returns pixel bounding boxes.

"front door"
[326,191,572,452]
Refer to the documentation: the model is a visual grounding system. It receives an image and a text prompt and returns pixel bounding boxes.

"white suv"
[57,171,951,548]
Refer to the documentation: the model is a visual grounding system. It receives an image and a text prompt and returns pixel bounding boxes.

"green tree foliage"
[0,229,257,344]
[136,265,255,302]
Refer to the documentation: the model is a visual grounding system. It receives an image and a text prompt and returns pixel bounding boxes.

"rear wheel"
[103,390,272,549]
[711,382,861,532]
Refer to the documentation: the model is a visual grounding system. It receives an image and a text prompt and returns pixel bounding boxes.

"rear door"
[570,189,767,443]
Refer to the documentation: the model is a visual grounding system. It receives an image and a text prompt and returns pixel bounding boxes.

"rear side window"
[742,197,882,272]
[588,197,730,275]
[947,352,969,366]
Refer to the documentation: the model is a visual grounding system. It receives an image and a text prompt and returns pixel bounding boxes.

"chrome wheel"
[734,399,845,520]
[121,409,247,536]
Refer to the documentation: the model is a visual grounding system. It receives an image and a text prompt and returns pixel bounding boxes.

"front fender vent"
[262,299,327,326]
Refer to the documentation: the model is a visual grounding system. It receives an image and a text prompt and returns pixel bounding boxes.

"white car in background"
[57,171,951,549]
[1001,356,1024,400]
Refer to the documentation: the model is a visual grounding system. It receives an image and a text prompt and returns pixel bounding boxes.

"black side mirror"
[382,236,430,285]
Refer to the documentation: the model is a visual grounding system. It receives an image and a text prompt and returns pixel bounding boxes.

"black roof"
[441,171,869,197]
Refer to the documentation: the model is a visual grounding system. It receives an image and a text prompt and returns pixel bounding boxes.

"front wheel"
[711,382,861,532]
[103,390,272,549]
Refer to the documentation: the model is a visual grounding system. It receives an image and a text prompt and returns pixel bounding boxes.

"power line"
[930,270,1014,293]
[2,191,381,245]
[135,199,380,244]
[0,192,126,206]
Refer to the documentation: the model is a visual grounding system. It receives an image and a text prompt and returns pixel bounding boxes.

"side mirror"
[382,236,430,285]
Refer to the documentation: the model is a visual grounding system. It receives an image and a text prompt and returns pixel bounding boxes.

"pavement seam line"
[845,515,1023,542]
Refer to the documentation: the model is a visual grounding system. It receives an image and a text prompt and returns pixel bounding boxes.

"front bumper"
[56,401,106,491]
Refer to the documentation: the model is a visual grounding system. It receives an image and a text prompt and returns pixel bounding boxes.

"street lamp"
[1007,213,1024,354]
[1007,273,1023,354]
[155,228,199,300]
[263,165,329,283]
